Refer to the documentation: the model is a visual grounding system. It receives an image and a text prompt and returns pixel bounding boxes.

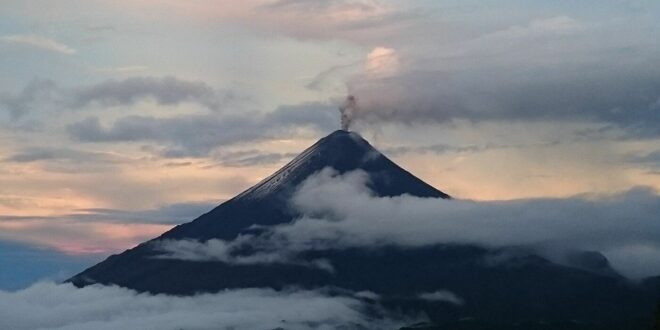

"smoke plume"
[339,95,357,131]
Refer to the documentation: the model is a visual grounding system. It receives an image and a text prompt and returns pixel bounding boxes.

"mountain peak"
[323,129,362,141]
[234,130,449,202]
[311,130,370,154]
[158,129,449,240]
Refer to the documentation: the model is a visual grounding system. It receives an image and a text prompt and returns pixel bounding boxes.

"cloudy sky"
[1,0,660,288]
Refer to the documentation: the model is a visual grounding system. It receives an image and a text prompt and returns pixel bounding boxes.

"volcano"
[165,130,449,242]
[70,130,655,328]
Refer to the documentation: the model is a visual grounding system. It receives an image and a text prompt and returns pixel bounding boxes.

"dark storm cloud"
[67,102,339,157]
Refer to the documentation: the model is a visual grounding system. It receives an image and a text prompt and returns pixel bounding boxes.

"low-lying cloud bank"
[0,282,406,330]
[156,168,660,279]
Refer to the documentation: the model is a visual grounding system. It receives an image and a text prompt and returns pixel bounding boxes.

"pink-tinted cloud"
[115,0,405,43]
[0,219,170,255]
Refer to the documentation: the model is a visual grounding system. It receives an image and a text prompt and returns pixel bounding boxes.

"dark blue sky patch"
[0,240,101,291]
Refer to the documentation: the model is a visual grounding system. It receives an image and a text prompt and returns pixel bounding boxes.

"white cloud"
[0,282,407,330]
[152,168,660,278]
[287,169,660,278]
[153,237,335,272]
[418,290,464,306]
[1,34,76,55]
[365,47,401,77]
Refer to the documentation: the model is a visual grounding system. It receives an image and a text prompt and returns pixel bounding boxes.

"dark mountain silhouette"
[165,130,448,242]
[69,130,657,328]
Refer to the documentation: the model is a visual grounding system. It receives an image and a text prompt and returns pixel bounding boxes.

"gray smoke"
[339,95,357,131]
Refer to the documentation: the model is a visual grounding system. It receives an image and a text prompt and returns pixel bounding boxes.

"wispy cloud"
[0,34,76,55]
[0,199,221,255]
[418,290,464,305]
[212,150,299,167]
[4,147,125,164]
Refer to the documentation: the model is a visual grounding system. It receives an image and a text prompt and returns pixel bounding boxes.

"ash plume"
[339,95,357,131]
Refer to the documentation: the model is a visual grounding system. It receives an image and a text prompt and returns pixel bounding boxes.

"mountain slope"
[164,130,448,241]
[69,130,655,327]
[70,130,450,290]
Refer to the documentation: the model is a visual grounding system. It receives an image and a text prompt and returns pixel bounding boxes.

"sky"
[1,0,660,288]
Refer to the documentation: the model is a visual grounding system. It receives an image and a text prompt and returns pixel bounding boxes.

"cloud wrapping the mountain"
[153,237,335,272]
[156,168,660,278]
[287,169,660,278]
[0,282,404,330]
